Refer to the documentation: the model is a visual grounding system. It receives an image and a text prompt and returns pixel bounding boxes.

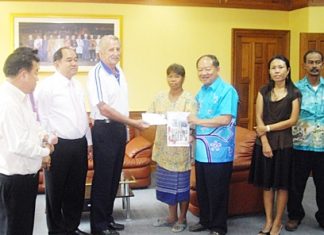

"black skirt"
[248,144,293,190]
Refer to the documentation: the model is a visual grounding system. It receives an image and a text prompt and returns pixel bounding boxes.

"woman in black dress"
[249,55,301,235]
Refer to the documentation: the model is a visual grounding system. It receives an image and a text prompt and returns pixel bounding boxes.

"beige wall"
[0,2,322,110]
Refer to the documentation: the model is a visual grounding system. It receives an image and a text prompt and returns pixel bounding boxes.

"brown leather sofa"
[189,126,264,217]
[38,125,155,193]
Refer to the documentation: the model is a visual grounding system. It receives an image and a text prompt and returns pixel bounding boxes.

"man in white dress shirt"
[36,47,92,235]
[0,47,52,235]
[87,35,148,235]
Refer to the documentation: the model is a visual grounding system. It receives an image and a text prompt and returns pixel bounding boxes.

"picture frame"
[12,14,122,72]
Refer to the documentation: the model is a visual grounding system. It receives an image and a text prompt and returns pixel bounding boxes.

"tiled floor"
[34,177,324,235]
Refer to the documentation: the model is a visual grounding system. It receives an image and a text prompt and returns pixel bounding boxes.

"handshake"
[44,132,58,145]
[41,132,58,170]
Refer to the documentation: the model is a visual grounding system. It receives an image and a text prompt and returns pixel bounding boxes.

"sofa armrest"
[190,164,196,189]
[125,136,152,158]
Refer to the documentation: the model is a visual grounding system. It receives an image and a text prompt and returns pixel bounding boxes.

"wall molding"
[4,0,324,10]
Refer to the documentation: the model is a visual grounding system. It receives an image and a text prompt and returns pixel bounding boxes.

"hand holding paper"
[142,113,167,125]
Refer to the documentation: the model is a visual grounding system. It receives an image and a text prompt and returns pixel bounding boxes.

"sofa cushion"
[232,158,251,171]
[123,155,151,168]
[125,136,152,158]
[123,165,151,179]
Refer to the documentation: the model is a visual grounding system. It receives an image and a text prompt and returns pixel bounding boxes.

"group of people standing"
[0,35,147,235]
[152,54,241,235]
[150,51,324,235]
[248,51,324,235]
[0,33,323,235]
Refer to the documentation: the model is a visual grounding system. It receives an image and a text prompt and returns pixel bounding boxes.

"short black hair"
[303,50,324,63]
[53,47,72,62]
[13,47,38,55]
[3,47,39,77]
[166,63,185,77]
[196,54,220,68]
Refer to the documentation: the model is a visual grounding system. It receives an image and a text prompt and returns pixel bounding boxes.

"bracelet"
[266,125,271,132]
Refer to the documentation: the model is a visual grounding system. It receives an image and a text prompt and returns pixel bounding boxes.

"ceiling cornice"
[2,0,324,11]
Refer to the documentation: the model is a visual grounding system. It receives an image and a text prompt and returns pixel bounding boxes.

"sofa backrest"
[234,126,256,159]
[128,111,156,143]
[128,125,156,144]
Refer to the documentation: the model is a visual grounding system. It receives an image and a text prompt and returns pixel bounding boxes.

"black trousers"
[90,121,126,233]
[0,172,39,235]
[45,137,88,234]
[195,161,233,235]
[287,149,324,224]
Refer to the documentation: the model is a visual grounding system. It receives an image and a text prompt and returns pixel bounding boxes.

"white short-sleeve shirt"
[87,62,129,120]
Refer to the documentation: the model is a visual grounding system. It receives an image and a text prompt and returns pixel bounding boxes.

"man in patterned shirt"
[188,55,239,235]
[286,50,324,231]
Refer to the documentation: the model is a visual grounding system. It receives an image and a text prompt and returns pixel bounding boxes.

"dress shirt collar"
[202,76,222,91]
[100,61,120,81]
[4,80,27,103]
[301,76,324,88]
[54,71,74,86]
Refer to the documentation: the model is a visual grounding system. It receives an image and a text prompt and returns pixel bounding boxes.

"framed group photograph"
[12,14,122,72]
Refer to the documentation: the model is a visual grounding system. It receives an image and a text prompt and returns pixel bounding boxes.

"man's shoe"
[108,221,125,231]
[189,223,207,232]
[285,219,301,231]
[93,229,119,235]
[70,228,90,235]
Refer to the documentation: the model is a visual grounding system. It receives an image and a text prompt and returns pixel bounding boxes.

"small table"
[83,176,136,220]
[117,176,136,220]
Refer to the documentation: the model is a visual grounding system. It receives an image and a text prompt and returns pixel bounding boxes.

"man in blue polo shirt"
[286,50,324,231]
[188,55,239,235]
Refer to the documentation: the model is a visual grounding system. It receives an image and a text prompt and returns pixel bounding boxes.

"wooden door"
[300,33,324,78]
[232,29,290,129]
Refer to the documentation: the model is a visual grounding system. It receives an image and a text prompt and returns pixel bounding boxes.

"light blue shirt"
[293,76,324,152]
[195,77,239,163]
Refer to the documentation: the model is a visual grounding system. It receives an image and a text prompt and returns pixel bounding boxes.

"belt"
[0,172,38,178]
[94,119,125,127]
[95,119,110,124]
